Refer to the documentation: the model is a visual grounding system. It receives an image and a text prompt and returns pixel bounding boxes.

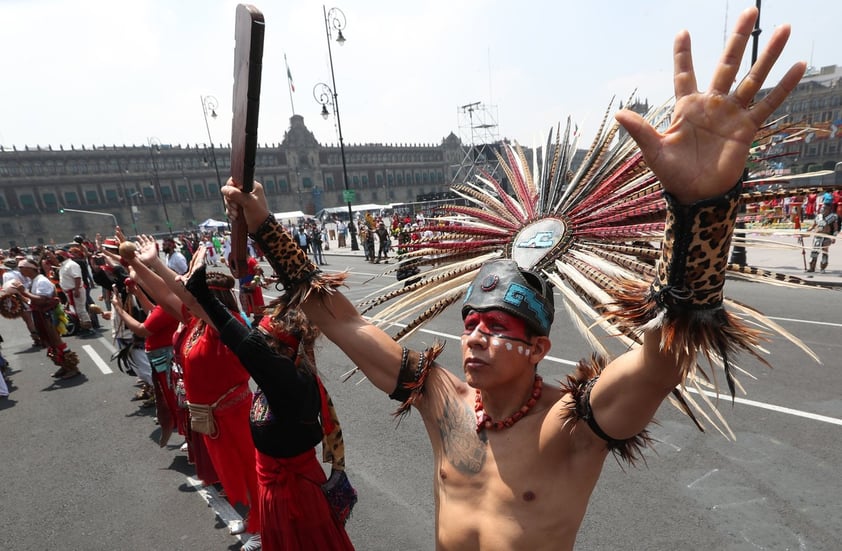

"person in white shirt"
[162,239,188,275]
[1,258,42,347]
[221,234,232,265]
[57,250,93,333]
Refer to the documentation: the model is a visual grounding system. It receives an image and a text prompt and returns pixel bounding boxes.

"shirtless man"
[220,8,804,550]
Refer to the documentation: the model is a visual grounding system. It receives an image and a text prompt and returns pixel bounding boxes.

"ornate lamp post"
[315,5,358,250]
[200,95,226,205]
[147,137,173,235]
[200,95,229,229]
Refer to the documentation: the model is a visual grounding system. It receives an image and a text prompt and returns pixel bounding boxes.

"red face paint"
[463,310,531,344]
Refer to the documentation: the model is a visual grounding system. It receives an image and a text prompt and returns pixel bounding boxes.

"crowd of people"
[748,188,841,273]
[0,228,356,550]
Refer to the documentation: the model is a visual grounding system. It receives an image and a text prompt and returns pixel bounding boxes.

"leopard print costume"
[252,214,347,306]
[652,181,741,311]
[319,378,346,470]
[605,181,764,406]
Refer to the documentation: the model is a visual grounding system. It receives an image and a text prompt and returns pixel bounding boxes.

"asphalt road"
[1,256,841,551]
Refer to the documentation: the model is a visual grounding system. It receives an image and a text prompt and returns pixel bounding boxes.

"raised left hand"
[134,235,160,266]
[616,7,806,205]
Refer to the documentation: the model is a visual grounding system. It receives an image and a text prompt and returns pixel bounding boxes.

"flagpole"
[284,53,296,115]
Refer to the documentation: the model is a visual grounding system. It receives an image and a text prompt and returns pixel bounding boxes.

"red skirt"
[188,430,219,487]
[256,448,355,551]
[202,392,261,534]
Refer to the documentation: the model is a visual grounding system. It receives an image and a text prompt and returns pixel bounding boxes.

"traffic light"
[58,208,64,214]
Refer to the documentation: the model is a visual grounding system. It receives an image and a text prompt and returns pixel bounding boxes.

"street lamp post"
[200,95,228,221]
[147,137,173,235]
[126,191,141,236]
[729,0,762,266]
[316,5,358,250]
[116,158,140,236]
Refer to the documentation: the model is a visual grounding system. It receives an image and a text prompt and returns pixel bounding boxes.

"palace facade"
[0,115,463,247]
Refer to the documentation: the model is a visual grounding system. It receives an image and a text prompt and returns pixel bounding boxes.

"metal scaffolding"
[450,101,502,186]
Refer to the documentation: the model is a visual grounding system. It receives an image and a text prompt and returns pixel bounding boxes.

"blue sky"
[1,0,839,150]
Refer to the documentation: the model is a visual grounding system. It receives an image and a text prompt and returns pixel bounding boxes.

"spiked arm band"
[251,214,346,306]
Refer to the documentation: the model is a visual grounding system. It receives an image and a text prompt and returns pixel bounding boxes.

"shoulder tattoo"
[438,393,486,475]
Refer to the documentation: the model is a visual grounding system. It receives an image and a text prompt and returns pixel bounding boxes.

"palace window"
[64,192,79,206]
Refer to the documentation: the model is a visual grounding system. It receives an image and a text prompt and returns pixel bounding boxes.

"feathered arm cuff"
[608,181,764,396]
[390,342,444,419]
[560,355,653,465]
[251,214,346,307]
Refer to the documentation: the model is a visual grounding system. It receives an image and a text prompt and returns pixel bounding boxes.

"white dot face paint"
[463,327,533,356]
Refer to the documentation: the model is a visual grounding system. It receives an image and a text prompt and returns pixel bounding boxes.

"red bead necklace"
[475,374,543,432]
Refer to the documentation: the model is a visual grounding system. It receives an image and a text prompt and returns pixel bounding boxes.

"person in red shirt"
[238,255,265,320]
[806,192,817,219]
[111,287,180,446]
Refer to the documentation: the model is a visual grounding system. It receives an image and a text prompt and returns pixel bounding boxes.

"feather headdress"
[358,99,826,436]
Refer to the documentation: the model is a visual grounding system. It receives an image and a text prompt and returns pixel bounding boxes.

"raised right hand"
[221,178,271,234]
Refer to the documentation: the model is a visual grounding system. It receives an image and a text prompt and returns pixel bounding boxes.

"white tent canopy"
[316,203,389,220]
[198,218,228,230]
[273,210,307,224]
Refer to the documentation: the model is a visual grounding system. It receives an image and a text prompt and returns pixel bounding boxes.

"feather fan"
[360,100,827,436]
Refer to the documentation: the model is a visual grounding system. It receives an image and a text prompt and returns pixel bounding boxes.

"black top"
[213,305,323,458]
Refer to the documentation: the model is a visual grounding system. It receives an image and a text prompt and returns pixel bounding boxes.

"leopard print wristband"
[652,180,742,311]
[251,214,320,291]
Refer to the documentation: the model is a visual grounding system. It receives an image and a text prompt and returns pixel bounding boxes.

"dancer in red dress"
[187,264,355,551]
[122,237,262,546]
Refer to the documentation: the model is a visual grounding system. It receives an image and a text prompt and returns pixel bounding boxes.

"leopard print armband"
[606,181,762,402]
[651,180,742,312]
[252,214,319,288]
[251,214,346,306]
[388,346,415,402]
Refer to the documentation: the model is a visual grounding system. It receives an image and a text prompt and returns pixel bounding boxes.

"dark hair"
[266,307,321,347]
[206,271,238,312]
[261,303,321,373]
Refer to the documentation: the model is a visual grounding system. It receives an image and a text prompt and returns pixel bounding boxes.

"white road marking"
[688,388,842,426]
[186,476,249,544]
[687,468,719,488]
[97,336,117,354]
[767,315,842,328]
[82,344,113,374]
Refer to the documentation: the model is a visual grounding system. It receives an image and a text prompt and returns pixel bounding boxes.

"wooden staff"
[228,4,265,278]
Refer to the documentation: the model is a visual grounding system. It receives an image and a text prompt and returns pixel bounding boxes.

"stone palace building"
[0,115,464,247]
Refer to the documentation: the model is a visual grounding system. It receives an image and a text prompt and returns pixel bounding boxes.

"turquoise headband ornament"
[462,259,554,336]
